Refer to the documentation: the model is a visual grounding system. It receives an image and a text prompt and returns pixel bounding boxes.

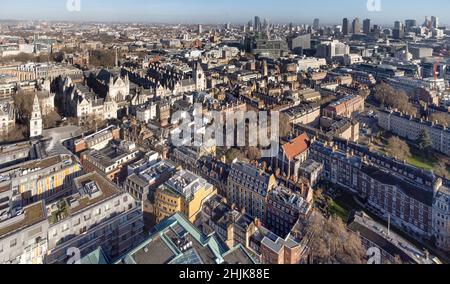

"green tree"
[417,129,432,154]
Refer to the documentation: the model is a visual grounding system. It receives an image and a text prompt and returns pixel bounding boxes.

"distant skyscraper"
[342,18,350,35]
[431,16,439,28]
[393,21,405,39]
[198,24,203,34]
[313,18,320,30]
[254,16,261,32]
[352,18,361,34]
[363,19,371,35]
[405,19,417,32]
[226,22,231,30]
[248,20,253,31]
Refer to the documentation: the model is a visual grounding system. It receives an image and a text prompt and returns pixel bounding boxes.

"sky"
[0,0,449,26]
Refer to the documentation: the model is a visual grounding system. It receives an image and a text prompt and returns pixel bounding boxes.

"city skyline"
[0,0,449,26]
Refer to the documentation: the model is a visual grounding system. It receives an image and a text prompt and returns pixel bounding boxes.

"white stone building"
[30,94,43,138]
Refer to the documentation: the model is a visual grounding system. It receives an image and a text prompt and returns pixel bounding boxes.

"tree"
[374,83,417,116]
[89,49,116,68]
[386,136,411,161]
[417,129,432,154]
[359,88,370,100]
[12,91,34,123]
[279,114,293,138]
[0,124,28,143]
[245,146,261,162]
[434,162,449,179]
[306,213,366,264]
[225,148,245,163]
[429,112,450,127]
[42,111,61,129]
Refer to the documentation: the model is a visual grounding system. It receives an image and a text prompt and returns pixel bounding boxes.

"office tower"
[198,24,203,34]
[313,18,320,30]
[352,18,361,34]
[342,18,350,35]
[254,16,261,31]
[316,40,350,59]
[393,21,404,39]
[431,16,439,28]
[248,20,253,31]
[288,33,311,55]
[363,19,371,34]
[405,19,417,32]
[226,22,231,30]
[263,18,268,29]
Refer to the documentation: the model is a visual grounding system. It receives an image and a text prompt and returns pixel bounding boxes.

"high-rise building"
[352,17,361,34]
[431,16,439,28]
[254,16,261,32]
[363,18,371,34]
[393,21,405,39]
[313,18,320,30]
[198,24,203,34]
[342,18,350,35]
[247,20,253,31]
[405,19,417,32]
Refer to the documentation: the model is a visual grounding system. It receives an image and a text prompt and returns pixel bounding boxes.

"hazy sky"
[0,0,448,25]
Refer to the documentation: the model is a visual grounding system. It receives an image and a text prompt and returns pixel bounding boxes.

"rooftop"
[348,212,438,264]
[0,202,46,237]
[118,213,229,264]
[282,133,310,160]
[48,172,121,224]
[165,170,212,199]
[82,141,138,168]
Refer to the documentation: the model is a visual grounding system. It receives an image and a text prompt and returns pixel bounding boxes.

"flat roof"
[70,172,120,214]
[0,202,46,237]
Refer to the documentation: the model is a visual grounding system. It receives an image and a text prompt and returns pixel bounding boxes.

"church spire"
[30,94,43,138]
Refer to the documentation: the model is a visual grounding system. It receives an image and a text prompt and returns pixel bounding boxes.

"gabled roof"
[282,133,310,160]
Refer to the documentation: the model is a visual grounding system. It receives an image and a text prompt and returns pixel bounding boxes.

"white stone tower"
[30,94,43,138]
[194,61,206,91]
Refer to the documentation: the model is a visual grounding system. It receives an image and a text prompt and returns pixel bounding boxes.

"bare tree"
[12,91,34,122]
[429,112,450,127]
[306,212,366,264]
[42,111,61,129]
[375,83,417,116]
[279,114,293,138]
[386,136,411,161]
[0,125,28,143]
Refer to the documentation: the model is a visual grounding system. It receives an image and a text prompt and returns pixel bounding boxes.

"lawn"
[407,144,438,171]
[376,131,439,172]
[327,199,350,222]
[407,155,435,171]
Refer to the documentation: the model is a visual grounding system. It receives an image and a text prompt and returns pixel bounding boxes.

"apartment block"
[378,109,450,156]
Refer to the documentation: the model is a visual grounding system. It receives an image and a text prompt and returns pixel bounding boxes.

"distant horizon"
[0,17,445,29]
[0,0,448,27]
